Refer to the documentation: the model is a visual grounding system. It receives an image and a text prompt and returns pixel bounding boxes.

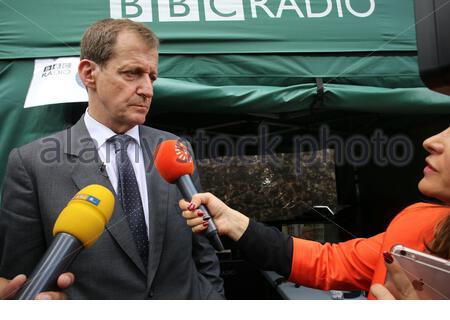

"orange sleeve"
[288,233,384,291]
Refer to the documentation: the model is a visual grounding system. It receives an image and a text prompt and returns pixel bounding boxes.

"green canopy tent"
[1,0,450,187]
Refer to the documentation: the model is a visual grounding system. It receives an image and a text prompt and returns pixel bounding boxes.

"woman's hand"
[370,252,419,300]
[179,192,249,241]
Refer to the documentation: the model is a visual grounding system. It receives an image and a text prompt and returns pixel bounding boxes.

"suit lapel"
[67,117,147,276]
[140,128,168,287]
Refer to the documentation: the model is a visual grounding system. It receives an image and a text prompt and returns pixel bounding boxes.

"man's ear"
[78,59,98,89]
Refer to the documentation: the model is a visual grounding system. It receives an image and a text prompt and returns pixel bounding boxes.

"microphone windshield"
[52,184,114,248]
[154,140,194,183]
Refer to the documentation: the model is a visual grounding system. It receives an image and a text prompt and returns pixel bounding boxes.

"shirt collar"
[84,108,141,149]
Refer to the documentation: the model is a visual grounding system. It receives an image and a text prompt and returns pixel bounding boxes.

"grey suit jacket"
[0,117,224,299]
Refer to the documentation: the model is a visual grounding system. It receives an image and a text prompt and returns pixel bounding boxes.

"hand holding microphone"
[14,184,114,299]
[154,140,224,251]
[0,273,74,300]
[179,192,250,242]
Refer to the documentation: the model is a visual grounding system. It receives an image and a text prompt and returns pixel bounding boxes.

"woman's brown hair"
[427,214,450,259]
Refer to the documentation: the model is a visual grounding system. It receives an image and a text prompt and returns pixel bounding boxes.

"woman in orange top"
[180,127,450,299]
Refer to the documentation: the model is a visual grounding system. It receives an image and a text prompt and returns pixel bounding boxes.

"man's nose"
[137,76,153,100]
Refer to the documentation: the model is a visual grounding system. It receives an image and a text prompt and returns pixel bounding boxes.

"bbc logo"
[110,0,245,22]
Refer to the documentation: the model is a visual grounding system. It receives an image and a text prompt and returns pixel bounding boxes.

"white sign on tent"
[24,57,88,108]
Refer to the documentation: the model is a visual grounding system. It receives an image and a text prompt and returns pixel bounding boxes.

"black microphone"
[176,175,224,251]
[99,163,108,177]
[14,185,114,299]
[153,140,224,251]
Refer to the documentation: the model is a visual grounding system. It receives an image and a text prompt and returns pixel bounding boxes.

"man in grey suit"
[0,19,224,299]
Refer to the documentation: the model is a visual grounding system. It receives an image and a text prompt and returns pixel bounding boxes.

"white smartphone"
[388,244,450,299]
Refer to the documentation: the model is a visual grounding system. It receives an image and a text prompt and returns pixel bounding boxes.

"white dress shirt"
[84,109,149,230]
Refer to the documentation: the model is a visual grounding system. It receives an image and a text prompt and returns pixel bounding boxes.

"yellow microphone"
[15,184,114,299]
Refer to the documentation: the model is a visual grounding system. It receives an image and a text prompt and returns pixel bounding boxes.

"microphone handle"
[177,175,224,252]
[15,233,82,300]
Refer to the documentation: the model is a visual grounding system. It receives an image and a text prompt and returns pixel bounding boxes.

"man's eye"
[122,71,138,80]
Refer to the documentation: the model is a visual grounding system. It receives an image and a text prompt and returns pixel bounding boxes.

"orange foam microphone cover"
[154,140,195,183]
[153,140,225,251]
